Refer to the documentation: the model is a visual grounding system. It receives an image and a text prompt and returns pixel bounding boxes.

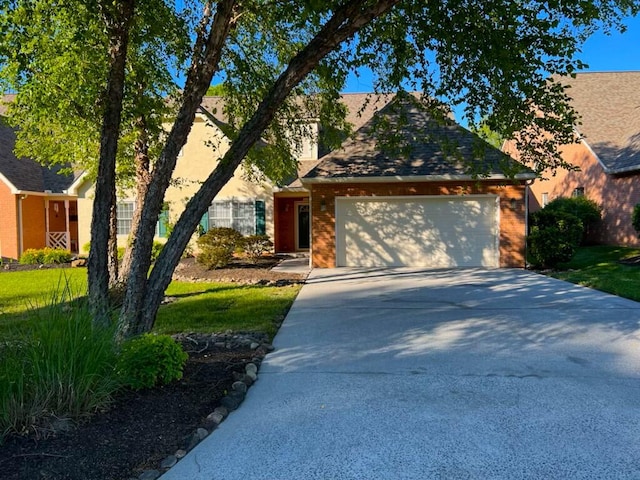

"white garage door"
[335,195,499,268]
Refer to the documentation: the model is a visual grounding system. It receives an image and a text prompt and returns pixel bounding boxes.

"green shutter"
[157,209,169,238]
[255,200,266,235]
[199,211,210,234]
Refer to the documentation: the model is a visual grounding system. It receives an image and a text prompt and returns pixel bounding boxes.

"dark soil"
[172,256,306,284]
[0,257,306,479]
[0,342,264,480]
[0,337,262,480]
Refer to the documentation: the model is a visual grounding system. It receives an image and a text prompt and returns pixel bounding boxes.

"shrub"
[528,209,583,268]
[42,247,72,264]
[116,334,188,391]
[632,204,640,237]
[19,247,72,265]
[241,235,273,263]
[196,227,243,269]
[19,248,44,265]
[544,197,601,244]
[151,241,164,262]
[0,284,119,441]
[83,243,127,262]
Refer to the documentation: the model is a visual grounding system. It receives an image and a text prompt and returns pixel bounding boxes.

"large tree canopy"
[1,0,637,336]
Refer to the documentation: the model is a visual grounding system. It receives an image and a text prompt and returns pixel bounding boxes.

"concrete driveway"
[162,268,640,479]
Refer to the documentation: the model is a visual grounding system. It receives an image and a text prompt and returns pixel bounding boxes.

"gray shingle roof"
[0,118,75,193]
[304,93,528,182]
[564,71,640,174]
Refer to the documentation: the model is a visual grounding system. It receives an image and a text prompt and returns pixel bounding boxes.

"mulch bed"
[0,257,306,480]
[0,337,262,480]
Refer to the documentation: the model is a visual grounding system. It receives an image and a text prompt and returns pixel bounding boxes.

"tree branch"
[139,0,400,331]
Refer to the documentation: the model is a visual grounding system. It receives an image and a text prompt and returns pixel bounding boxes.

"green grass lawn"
[0,269,301,339]
[0,269,88,333]
[549,245,640,302]
[156,282,300,338]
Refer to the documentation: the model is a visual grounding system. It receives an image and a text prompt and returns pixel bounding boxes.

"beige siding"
[75,113,276,250]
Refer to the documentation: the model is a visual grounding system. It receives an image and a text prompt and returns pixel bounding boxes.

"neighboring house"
[505,71,640,246]
[301,93,534,268]
[0,114,80,260]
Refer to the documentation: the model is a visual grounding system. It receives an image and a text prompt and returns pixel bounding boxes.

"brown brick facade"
[523,142,640,247]
[308,181,528,268]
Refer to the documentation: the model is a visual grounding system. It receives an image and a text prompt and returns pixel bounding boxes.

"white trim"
[578,133,612,174]
[0,172,18,193]
[578,130,640,175]
[64,171,88,196]
[17,195,24,255]
[302,173,535,184]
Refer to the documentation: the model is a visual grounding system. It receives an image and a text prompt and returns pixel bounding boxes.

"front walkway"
[162,268,640,479]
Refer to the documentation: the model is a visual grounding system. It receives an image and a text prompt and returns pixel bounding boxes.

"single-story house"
[2,92,533,267]
[301,93,534,268]
[0,113,80,260]
[504,71,640,246]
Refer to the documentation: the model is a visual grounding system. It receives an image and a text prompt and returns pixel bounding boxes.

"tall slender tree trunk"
[108,201,119,286]
[119,117,151,282]
[88,0,135,327]
[117,0,239,339]
[118,0,400,337]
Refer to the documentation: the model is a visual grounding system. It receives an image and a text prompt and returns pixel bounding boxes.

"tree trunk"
[125,0,400,335]
[88,0,135,327]
[108,200,119,286]
[119,118,151,282]
[117,0,239,339]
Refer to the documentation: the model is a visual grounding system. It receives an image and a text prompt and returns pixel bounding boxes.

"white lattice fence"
[47,232,69,250]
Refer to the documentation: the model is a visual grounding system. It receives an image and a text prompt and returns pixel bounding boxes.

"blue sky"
[579,15,640,71]
[343,14,640,93]
[341,14,640,125]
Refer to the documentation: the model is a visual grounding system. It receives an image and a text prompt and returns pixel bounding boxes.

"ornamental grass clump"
[0,282,120,442]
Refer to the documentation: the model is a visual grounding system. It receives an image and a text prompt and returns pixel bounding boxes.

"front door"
[296,203,310,250]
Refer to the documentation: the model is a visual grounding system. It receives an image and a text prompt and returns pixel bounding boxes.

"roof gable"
[564,72,640,174]
[304,93,528,182]
[0,117,75,193]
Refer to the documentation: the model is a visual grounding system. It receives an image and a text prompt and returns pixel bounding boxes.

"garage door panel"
[336,196,498,268]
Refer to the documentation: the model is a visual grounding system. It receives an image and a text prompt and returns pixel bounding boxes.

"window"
[541,193,549,208]
[572,187,585,197]
[117,202,134,235]
[156,207,170,238]
[207,199,265,236]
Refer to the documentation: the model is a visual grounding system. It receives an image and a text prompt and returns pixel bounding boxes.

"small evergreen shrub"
[116,334,188,391]
[544,197,601,244]
[196,227,243,269]
[241,235,273,263]
[19,247,71,265]
[528,209,583,268]
[632,204,640,237]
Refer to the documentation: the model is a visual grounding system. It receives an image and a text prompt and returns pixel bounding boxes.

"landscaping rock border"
[134,332,273,480]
